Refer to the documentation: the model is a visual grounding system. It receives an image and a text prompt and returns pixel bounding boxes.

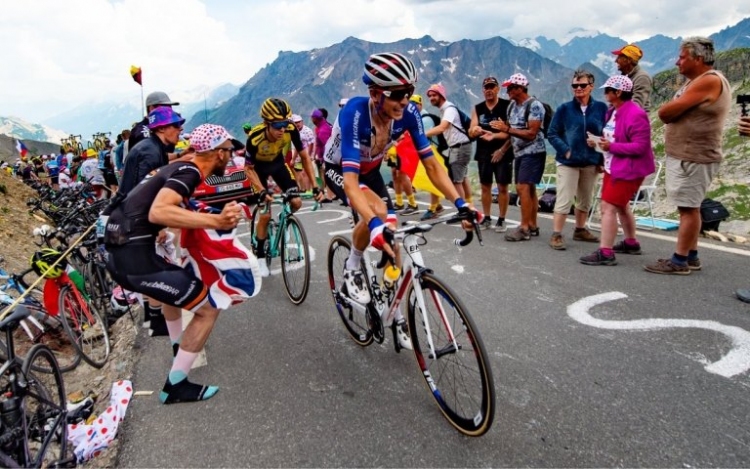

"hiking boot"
[343,268,371,304]
[644,258,691,275]
[393,203,405,211]
[505,227,530,242]
[395,318,413,350]
[494,219,507,233]
[613,240,642,255]
[687,258,702,271]
[573,228,599,242]
[529,227,540,237]
[549,233,566,250]
[420,209,437,221]
[580,249,617,266]
[479,218,492,230]
[400,204,419,216]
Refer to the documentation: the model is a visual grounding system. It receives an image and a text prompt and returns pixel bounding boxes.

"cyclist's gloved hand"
[312,186,324,202]
[369,217,395,256]
[454,197,483,229]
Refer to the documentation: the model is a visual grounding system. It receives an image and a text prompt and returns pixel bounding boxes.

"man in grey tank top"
[644,37,731,276]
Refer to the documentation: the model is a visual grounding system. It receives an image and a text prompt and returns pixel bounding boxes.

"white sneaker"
[395,318,413,350]
[343,268,370,304]
[258,261,270,277]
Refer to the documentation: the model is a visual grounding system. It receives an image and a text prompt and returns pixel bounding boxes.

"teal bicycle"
[249,189,317,305]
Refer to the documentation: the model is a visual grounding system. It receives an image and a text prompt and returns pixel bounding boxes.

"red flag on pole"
[130,65,142,85]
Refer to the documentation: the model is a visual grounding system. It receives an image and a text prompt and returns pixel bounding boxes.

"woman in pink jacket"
[580,75,656,266]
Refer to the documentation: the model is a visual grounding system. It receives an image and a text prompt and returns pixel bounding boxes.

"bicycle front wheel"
[281,216,311,305]
[22,344,72,468]
[327,236,373,346]
[59,285,111,368]
[407,273,495,436]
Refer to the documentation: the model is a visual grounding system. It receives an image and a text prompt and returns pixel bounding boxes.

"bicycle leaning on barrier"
[326,209,496,437]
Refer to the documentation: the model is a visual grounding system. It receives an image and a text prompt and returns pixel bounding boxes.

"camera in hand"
[738,94,750,117]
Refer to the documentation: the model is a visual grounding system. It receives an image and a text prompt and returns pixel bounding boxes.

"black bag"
[538,189,557,213]
[509,192,519,206]
[700,198,729,232]
[523,98,555,137]
[444,105,476,141]
[424,113,449,154]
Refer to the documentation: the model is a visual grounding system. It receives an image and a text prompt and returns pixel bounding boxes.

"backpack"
[538,189,557,213]
[424,113,449,154]
[445,104,475,141]
[522,98,554,138]
[699,198,729,233]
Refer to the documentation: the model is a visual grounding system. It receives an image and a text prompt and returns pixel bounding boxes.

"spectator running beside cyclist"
[104,123,245,404]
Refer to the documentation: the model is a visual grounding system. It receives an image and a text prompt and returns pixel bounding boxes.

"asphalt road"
[117,199,750,468]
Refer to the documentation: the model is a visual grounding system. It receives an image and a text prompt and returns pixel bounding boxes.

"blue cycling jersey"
[323,96,434,175]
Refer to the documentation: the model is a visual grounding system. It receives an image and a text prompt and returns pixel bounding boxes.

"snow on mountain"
[0,116,68,144]
[559,27,602,46]
[515,37,541,51]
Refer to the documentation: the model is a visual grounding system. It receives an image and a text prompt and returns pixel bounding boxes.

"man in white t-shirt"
[425,83,472,200]
[291,114,315,191]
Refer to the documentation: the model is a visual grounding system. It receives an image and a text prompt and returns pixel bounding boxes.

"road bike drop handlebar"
[375,208,483,269]
[257,187,320,214]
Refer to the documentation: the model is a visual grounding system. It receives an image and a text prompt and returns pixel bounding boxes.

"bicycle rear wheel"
[407,273,495,436]
[22,344,72,468]
[327,236,373,346]
[59,285,110,368]
[281,216,311,305]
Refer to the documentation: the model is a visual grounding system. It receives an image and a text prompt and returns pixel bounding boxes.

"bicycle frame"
[347,226,459,355]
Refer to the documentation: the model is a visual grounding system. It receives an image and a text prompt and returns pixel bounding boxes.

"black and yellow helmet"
[260,98,291,122]
[30,248,67,279]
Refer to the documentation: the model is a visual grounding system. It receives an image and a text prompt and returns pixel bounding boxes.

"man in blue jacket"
[547,70,608,250]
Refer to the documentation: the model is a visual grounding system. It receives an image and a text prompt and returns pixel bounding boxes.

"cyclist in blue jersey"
[323,52,478,322]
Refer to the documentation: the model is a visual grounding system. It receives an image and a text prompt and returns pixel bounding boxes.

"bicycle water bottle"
[96,214,108,244]
[383,265,401,290]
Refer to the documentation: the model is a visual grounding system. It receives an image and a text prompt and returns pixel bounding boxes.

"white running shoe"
[343,268,370,304]
[258,261,270,277]
[395,318,413,350]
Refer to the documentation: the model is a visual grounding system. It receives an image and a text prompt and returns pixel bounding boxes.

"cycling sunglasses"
[268,120,290,130]
[381,85,415,101]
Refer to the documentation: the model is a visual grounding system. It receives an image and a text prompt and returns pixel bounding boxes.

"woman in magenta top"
[580,75,656,266]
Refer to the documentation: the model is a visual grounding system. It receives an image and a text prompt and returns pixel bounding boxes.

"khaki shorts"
[554,164,599,214]
[665,155,719,208]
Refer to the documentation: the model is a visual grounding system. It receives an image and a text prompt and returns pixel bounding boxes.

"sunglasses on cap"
[381,85,415,101]
[268,120,290,130]
[571,83,591,89]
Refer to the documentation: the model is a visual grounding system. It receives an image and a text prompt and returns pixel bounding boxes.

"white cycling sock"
[346,248,364,271]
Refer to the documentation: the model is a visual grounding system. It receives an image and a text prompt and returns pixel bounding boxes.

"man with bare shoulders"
[644,37,731,275]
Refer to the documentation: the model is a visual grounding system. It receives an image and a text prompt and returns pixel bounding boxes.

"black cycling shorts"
[324,164,394,223]
[106,241,208,312]
[254,161,298,193]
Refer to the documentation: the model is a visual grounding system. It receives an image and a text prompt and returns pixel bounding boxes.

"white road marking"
[567,292,750,378]
[451,265,465,274]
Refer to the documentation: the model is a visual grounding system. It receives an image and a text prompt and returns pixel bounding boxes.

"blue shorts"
[515,152,546,185]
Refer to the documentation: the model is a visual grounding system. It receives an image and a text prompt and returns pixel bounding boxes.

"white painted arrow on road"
[568,292,750,378]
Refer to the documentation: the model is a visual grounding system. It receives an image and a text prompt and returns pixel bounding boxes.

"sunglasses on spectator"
[571,83,591,89]
[168,123,183,129]
[506,85,522,91]
[483,84,498,90]
[381,85,415,101]
[268,120,290,130]
[604,87,618,94]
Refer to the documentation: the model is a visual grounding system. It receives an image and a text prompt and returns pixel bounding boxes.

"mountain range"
[2,17,748,145]
[187,17,750,136]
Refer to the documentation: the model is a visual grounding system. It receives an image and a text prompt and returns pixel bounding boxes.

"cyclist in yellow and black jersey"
[244,97,322,277]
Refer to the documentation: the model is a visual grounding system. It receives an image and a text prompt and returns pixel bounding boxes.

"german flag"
[130,65,142,85]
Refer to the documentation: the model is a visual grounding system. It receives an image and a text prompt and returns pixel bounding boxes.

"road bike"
[90,132,111,152]
[249,189,317,305]
[0,305,73,468]
[326,211,496,436]
[0,257,81,373]
[61,135,83,156]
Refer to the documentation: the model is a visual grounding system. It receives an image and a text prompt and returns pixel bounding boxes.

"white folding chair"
[630,160,664,230]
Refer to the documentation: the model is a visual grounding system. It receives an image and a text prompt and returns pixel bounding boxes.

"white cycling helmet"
[363,52,418,88]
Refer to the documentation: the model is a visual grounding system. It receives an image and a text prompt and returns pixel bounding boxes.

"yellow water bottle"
[383,265,401,290]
